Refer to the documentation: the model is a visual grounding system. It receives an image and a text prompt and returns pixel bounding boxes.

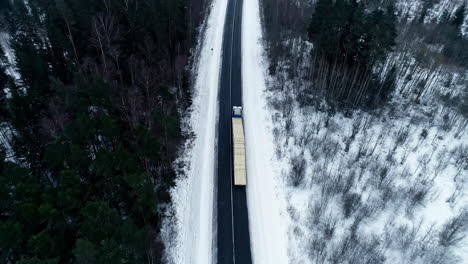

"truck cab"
[233,106,242,117]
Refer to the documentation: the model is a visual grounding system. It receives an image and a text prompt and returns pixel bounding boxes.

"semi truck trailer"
[232,106,247,186]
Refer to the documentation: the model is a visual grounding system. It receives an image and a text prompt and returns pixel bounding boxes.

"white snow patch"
[0,32,19,80]
[242,0,290,263]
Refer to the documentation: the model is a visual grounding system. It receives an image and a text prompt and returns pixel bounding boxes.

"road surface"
[216,0,252,263]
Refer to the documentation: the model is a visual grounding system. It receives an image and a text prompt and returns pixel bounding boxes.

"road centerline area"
[229,1,238,263]
[217,0,252,263]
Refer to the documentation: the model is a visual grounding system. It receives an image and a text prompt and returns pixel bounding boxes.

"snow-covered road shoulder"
[162,0,227,263]
[242,0,290,263]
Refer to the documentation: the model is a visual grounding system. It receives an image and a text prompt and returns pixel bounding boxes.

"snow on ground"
[162,0,228,263]
[0,32,19,81]
[262,36,468,263]
[0,33,17,159]
[395,0,467,25]
[242,0,290,263]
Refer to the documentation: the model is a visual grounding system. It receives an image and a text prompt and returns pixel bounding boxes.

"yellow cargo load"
[232,117,247,186]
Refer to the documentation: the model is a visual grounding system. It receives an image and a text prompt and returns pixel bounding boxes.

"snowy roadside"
[242,0,290,263]
[162,0,228,263]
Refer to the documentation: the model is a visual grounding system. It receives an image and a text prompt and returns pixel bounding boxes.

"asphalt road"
[216,0,252,263]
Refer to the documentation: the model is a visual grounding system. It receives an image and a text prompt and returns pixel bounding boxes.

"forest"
[261,0,468,263]
[262,0,468,111]
[263,0,396,108]
[307,0,397,107]
[0,0,207,263]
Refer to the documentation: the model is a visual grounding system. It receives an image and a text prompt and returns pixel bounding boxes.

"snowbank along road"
[242,0,290,263]
[164,0,227,263]
[217,0,253,263]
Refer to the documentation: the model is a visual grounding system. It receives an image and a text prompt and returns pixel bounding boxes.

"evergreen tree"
[451,3,466,30]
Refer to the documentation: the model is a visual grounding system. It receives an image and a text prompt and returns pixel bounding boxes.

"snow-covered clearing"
[162,0,227,263]
[242,0,290,263]
[264,36,468,263]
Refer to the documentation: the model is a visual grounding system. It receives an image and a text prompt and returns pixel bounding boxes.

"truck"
[232,106,247,186]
